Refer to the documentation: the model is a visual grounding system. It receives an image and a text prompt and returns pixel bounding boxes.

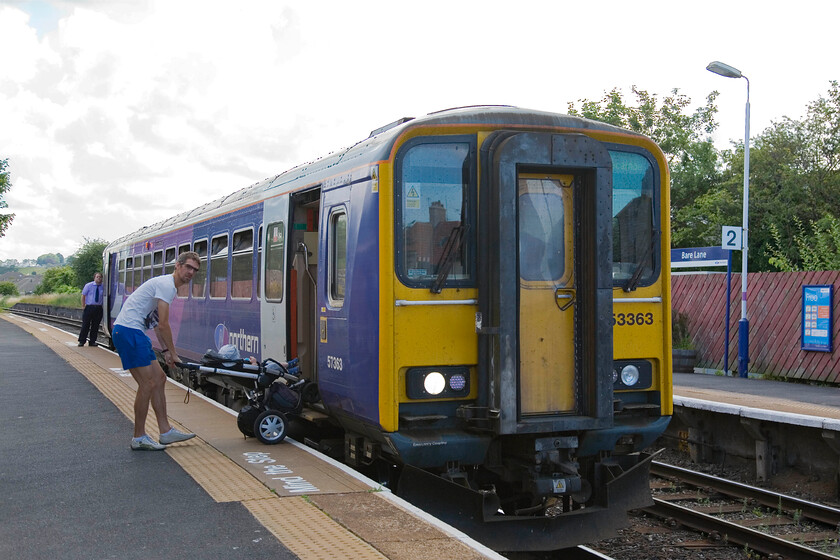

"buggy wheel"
[254,409,288,444]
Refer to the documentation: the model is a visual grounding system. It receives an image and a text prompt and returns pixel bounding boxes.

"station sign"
[721,225,742,250]
[671,246,729,269]
[801,285,833,352]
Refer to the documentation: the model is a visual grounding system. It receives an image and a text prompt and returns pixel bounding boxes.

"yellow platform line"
[246,497,387,560]
[2,314,388,560]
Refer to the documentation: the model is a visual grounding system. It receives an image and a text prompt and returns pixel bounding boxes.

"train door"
[289,189,321,381]
[482,132,614,434]
[518,173,576,414]
[104,252,120,332]
[260,194,289,361]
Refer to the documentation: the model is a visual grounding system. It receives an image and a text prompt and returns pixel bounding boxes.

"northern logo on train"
[214,323,260,354]
[214,324,230,350]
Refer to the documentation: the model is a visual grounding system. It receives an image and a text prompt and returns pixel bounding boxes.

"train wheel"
[254,409,288,444]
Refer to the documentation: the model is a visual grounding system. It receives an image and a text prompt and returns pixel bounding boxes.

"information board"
[802,285,833,352]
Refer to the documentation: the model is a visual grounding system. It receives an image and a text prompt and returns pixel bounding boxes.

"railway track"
[4,305,110,346]
[645,461,840,559]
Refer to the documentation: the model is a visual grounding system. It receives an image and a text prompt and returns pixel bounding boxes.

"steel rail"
[651,461,840,526]
[645,498,837,560]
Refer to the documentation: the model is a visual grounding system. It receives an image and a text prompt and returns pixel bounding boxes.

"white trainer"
[131,434,165,451]
[159,427,196,445]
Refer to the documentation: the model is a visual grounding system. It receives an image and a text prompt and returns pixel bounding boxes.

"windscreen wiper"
[430,223,468,294]
[430,156,471,294]
[624,230,660,293]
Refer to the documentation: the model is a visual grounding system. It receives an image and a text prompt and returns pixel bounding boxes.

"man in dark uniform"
[78,272,104,346]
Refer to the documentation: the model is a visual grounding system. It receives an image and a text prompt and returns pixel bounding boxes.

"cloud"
[1,0,839,262]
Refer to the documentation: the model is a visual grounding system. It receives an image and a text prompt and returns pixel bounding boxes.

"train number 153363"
[613,312,654,327]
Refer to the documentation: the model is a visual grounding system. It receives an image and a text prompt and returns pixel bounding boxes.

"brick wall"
[672,271,840,382]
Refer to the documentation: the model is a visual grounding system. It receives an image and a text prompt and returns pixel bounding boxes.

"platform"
[0,313,503,560]
[674,371,840,423]
[672,371,840,485]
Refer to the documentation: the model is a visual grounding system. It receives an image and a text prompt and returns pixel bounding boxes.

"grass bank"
[1,293,82,309]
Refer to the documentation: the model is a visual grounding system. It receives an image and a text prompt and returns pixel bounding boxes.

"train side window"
[328,209,347,306]
[210,234,229,299]
[256,225,262,299]
[395,138,476,288]
[121,257,130,295]
[231,228,253,300]
[143,253,152,283]
[192,239,208,299]
[133,255,143,291]
[164,248,176,276]
[265,222,284,302]
[176,243,191,297]
[153,250,164,278]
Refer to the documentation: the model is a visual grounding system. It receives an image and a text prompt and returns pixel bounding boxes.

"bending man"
[112,251,199,451]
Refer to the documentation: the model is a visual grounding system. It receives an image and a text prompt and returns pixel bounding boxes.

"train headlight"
[449,372,467,391]
[612,360,653,390]
[406,366,471,399]
[423,371,446,395]
[620,364,640,386]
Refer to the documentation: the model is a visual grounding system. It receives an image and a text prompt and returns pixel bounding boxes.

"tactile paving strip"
[166,443,274,502]
[245,496,387,560]
[4,315,390,560]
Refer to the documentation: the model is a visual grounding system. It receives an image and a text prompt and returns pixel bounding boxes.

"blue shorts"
[112,325,156,370]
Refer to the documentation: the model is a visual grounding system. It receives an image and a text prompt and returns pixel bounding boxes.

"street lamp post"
[707,60,750,378]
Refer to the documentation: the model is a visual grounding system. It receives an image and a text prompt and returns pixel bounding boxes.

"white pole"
[739,76,750,377]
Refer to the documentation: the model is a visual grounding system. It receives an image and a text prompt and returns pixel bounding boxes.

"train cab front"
[390,126,672,552]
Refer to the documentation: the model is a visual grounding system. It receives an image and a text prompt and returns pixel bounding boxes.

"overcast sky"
[1,0,837,262]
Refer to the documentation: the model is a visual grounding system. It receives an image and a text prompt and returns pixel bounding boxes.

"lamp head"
[707,61,743,79]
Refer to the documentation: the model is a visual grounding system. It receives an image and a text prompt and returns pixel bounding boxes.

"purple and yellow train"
[103,106,673,551]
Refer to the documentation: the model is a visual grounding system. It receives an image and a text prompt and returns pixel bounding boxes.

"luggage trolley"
[178,347,307,444]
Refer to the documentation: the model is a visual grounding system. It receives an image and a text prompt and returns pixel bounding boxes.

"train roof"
[106,106,645,250]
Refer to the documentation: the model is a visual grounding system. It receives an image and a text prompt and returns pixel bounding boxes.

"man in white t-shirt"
[112,251,200,451]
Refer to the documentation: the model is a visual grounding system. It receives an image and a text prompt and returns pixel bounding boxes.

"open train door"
[479,132,614,434]
[260,192,290,361]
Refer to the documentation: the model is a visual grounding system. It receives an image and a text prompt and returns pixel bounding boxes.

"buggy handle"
[175,356,301,385]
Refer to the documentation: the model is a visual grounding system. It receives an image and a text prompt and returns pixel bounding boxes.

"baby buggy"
[178,346,307,444]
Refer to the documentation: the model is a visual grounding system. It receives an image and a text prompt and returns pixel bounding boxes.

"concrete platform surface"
[0,313,503,560]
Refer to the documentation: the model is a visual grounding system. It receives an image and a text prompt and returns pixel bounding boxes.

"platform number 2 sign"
[721,226,742,251]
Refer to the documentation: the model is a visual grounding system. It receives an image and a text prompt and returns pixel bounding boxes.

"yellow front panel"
[393,301,478,366]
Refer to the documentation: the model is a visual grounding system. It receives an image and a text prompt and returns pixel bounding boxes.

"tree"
[567,87,722,247]
[722,81,840,271]
[0,158,13,237]
[34,266,78,295]
[36,253,62,266]
[0,281,19,296]
[71,238,108,288]
[767,216,840,271]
